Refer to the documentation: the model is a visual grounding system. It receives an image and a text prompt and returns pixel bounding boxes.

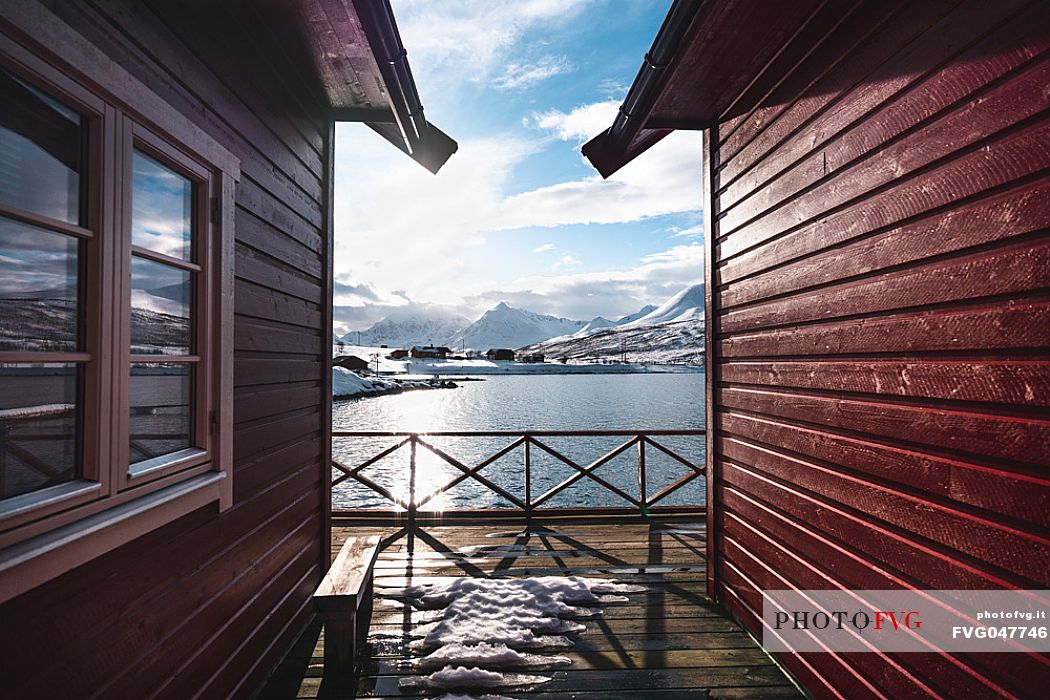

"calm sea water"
[331,373,706,511]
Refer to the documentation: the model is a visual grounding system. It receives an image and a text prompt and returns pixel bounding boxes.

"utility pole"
[370,352,380,376]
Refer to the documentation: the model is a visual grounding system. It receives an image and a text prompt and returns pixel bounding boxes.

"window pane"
[132,150,192,261]
[0,364,79,500]
[131,257,191,355]
[129,363,191,464]
[0,217,79,352]
[0,68,82,224]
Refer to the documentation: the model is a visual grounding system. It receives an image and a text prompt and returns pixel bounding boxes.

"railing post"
[638,436,647,517]
[524,436,532,520]
[408,435,417,525]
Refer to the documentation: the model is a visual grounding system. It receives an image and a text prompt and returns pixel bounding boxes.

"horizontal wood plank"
[720,359,1050,407]
[719,385,1050,469]
[720,1,1044,209]
[720,181,1050,306]
[720,298,1050,358]
[720,234,1050,332]
[257,521,801,699]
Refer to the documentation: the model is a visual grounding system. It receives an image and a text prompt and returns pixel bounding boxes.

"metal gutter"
[582,0,702,178]
[349,0,457,173]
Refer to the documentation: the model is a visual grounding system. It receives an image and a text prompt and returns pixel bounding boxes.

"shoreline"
[334,378,459,401]
[332,367,461,400]
[400,362,704,377]
[332,365,703,399]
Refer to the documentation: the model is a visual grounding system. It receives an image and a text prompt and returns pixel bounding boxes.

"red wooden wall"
[0,2,332,697]
[707,1,1050,697]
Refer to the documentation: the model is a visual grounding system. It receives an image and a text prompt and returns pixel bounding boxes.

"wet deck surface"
[258,520,801,699]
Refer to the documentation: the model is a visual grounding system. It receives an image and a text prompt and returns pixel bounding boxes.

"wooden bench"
[312,535,381,676]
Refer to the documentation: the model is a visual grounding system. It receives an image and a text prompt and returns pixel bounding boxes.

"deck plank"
[256,520,801,699]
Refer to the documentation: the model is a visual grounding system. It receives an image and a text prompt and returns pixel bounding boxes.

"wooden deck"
[258,519,801,699]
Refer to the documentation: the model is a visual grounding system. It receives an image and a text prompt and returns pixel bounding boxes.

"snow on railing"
[0,403,75,421]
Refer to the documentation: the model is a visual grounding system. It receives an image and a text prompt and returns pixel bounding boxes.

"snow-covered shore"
[332,344,701,378]
[332,367,459,399]
[402,358,701,376]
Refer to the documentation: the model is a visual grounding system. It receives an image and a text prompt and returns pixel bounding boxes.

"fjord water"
[331,372,705,511]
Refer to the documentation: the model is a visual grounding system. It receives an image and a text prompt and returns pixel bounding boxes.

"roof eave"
[582,127,674,179]
[347,0,457,174]
[581,0,702,178]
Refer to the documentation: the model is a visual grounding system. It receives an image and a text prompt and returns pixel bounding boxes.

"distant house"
[486,348,515,361]
[333,355,369,372]
[388,349,409,359]
[410,345,448,359]
[518,352,544,363]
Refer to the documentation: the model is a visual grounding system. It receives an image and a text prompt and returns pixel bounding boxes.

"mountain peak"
[522,283,706,365]
[621,283,704,329]
[616,304,658,325]
[450,303,586,350]
[340,304,469,347]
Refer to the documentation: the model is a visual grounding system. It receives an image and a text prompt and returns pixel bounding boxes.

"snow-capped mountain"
[342,306,469,348]
[615,304,658,325]
[571,316,617,338]
[332,286,703,362]
[449,302,586,350]
[620,284,703,328]
[567,303,662,339]
[523,284,705,365]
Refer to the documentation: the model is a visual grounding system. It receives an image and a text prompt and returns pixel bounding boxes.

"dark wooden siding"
[708,1,1050,698]
[0,2,331,697]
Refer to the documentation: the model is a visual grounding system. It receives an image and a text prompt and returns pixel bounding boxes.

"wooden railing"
[331,430,706,518]
[1,404,191,494]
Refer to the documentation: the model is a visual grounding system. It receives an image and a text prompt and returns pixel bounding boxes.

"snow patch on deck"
[401,665,551,690]
[409,642,571,670]
[386,576,645,692]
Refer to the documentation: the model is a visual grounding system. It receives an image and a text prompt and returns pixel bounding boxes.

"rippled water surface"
[331,373,705,511]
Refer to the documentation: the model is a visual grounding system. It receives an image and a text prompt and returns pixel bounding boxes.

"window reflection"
[130,257,191,355]
[0,217,79,352]
[131,150,192,261]
[129,363,191,464]
[0,68,82,224]
[0,364,79,500]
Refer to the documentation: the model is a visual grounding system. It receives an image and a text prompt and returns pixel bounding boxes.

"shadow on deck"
[257,518,801,699]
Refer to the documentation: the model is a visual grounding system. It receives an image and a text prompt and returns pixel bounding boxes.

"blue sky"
[332,0,703,334]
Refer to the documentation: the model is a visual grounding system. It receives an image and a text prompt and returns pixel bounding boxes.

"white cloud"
[641,245,702,265]
[394,0,593,92]
[553,254,581,269]
[492,129,703,230]
[493,56,572,90]
[532,100,620,141]
[334,124,537,307]
[532,243,556,253]
[465,243,703,321]
[334,109,702,318]
[672,223,705,238]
